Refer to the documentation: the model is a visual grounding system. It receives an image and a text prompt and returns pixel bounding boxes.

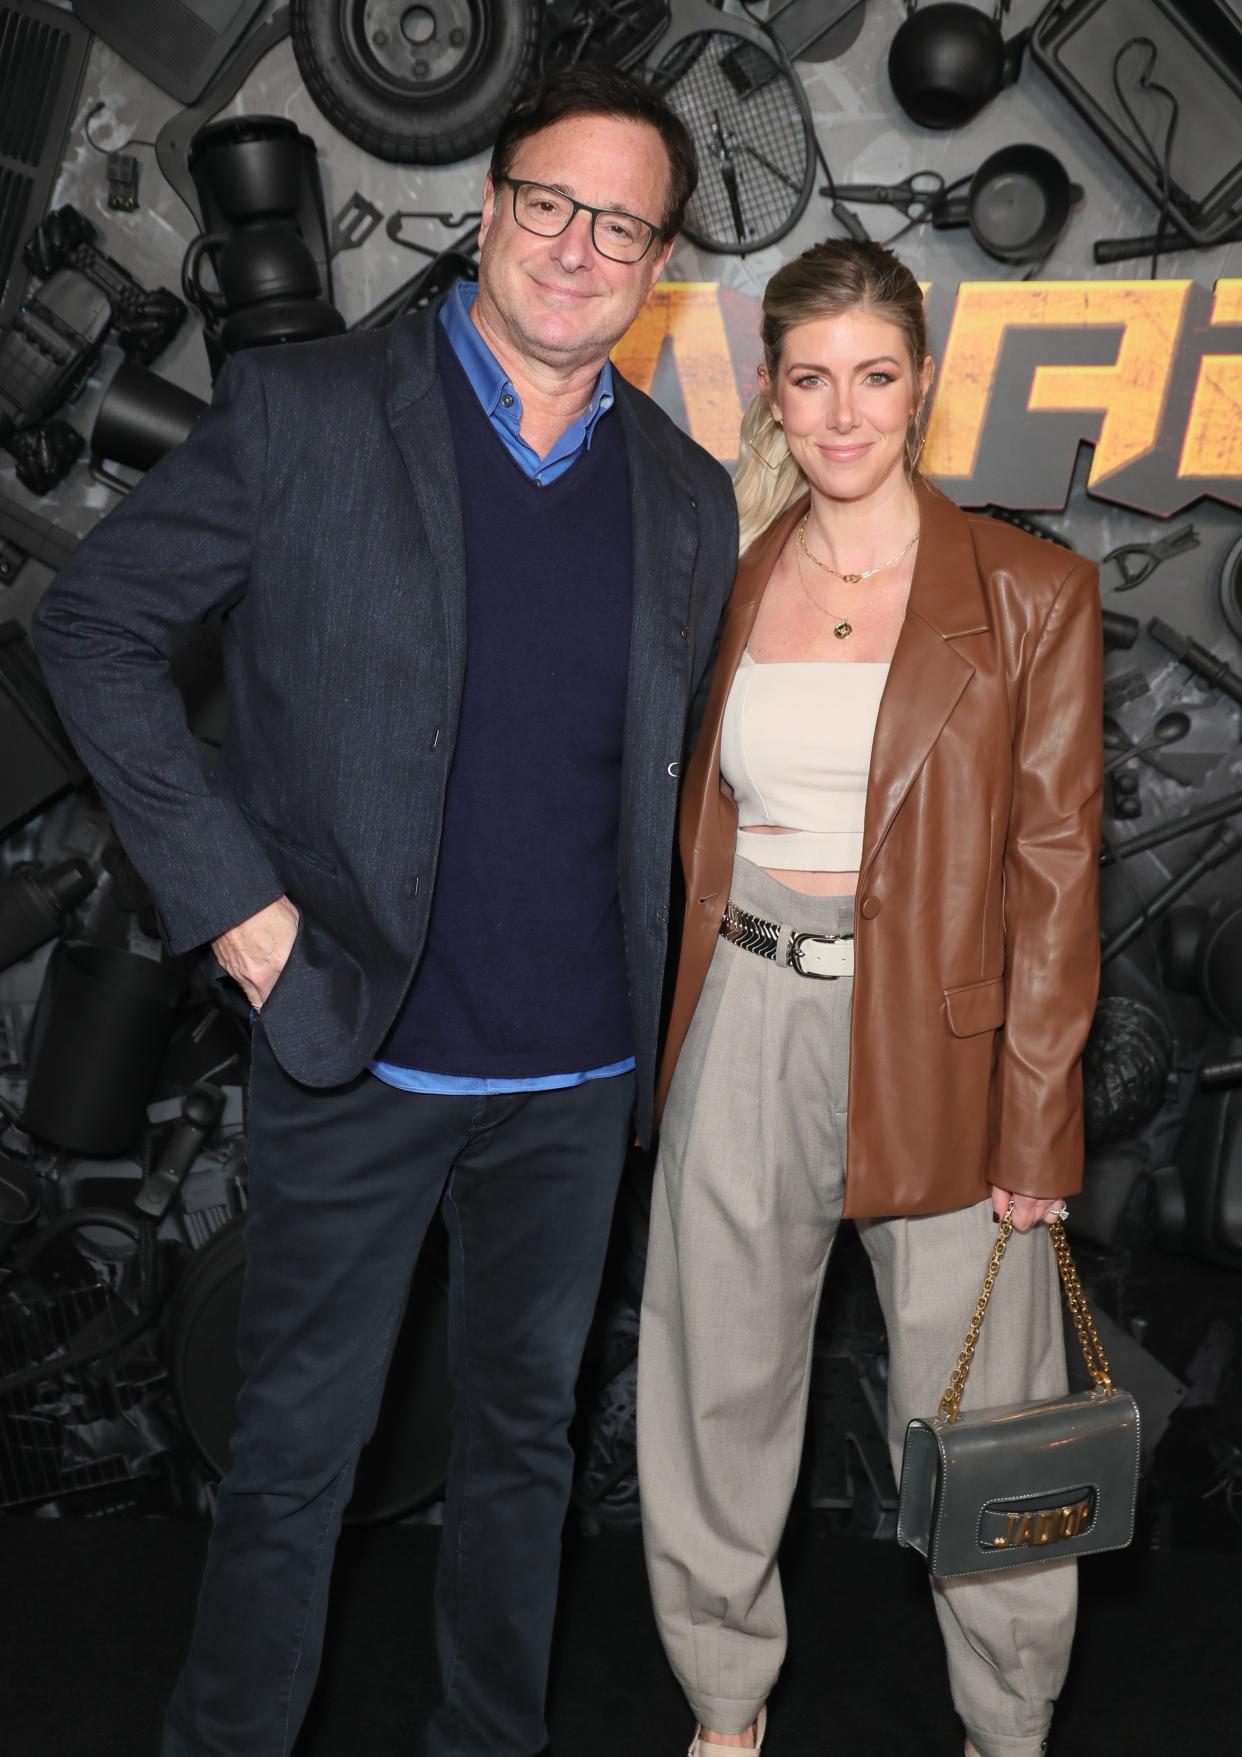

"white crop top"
[720,647,890,871]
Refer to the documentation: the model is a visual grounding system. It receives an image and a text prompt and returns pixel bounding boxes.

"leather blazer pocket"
[943,975,1005,1037]
[237,803,338,876]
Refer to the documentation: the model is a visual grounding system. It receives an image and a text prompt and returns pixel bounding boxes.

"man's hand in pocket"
[212,896,301,1011]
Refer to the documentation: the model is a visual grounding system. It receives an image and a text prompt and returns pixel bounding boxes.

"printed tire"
[290,0,543,165]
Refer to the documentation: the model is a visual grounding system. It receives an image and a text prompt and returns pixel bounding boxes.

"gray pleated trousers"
[637,857,1074,1757]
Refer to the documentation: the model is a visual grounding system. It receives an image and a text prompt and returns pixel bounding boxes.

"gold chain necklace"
[790,520,920,646]
[792,529,874,640]
[797,514,920,584]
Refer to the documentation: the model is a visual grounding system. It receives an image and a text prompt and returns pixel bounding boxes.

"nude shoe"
[688,1705,767,1756]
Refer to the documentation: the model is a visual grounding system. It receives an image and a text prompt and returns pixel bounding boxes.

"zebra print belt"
[719,900,855,979]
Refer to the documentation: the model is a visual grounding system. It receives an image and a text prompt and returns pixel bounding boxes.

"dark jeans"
[162,1020,635,1757]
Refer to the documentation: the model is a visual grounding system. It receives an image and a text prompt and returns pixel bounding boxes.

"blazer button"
[667,761,681,777]
[860,895,881,919]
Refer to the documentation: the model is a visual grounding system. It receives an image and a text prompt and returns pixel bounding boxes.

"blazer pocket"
[943,975,1005,1037]
[237,803,338,877]
[256,904,306,1015]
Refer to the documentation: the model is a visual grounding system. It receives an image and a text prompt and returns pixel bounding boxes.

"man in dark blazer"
[31,66,737,1757]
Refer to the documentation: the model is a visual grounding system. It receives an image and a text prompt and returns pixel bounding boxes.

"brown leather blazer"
[655,476,1104,1220]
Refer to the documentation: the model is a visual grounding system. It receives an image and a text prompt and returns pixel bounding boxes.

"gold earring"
[905,415,927,473]
[749,414,787,473]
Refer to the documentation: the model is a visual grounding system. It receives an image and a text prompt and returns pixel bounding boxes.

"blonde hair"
[734,239,931,555]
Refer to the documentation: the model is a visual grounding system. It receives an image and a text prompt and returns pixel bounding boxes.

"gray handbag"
[896,1205,1141,1578]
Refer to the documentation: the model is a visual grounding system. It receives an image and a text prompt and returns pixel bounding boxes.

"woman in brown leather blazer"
[636,241,1103,1757]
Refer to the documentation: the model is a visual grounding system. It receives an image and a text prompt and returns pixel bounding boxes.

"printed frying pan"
[931,142,1080,263]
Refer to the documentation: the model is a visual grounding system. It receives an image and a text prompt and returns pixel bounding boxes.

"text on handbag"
[991,1498,1093,1549]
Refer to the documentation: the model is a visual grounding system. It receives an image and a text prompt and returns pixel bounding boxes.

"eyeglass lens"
[512,182,654,262]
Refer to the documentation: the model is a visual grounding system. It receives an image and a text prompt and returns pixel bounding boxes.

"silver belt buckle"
[787,931,853,979]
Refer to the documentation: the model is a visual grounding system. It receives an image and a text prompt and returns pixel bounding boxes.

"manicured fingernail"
[992,1210,1001,1223]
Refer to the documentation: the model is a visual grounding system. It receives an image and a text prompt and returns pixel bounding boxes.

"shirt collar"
[438,279,615,447]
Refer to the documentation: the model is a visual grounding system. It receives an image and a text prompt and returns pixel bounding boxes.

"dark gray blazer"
[30,297,738,1143]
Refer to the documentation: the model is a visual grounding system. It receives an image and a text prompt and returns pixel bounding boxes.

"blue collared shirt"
[368,280,632,1097]
[432,279,615,486]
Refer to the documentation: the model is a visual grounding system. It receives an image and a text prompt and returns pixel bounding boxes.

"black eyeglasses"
[500,177,665,264]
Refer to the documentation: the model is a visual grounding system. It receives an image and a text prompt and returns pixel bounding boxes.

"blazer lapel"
[858,477,988,879]
[680,500,796,890]
[614,377,699,883]
[383,301,468,691]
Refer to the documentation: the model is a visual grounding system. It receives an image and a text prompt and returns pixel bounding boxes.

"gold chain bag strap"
[896,1203,1141,1577]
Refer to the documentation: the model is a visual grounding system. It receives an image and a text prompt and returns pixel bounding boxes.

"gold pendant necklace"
[793,525,869,639]
[797,514,920,585]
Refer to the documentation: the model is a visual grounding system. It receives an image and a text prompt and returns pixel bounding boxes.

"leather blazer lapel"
[679,497,794,893]
[860,478,988,879]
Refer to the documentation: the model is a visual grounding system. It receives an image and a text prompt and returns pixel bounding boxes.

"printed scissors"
[824,171,950,223]
[1104,524,1200,590]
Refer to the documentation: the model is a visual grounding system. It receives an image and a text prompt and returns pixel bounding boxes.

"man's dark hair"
[489,64,699,239]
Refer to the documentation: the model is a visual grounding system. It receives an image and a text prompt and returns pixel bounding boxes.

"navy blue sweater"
[376,327,635,1076]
